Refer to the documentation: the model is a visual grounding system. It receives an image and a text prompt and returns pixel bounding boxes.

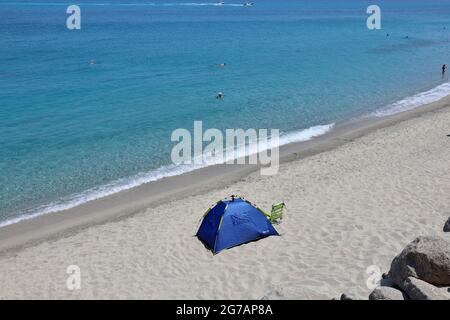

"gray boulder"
[380,276,395,288]
[369,286,408,300]
[444,217,450,232]
[340,293,354,300]
[388,236,450,287]
[402,277,450,300]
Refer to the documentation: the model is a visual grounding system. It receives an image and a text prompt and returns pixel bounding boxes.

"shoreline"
[1,94,450,255]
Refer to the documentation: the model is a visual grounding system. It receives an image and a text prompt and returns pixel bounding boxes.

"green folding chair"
[261,202,285,224]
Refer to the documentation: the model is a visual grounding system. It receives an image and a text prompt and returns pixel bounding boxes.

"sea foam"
[3,80,450,228]
[0,123,334,227]
[372,82,450,117]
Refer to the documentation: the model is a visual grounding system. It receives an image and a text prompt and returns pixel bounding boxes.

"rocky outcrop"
[338,235,450,300]
[368,287,407,300]
[388,236,450,288]
[402,277,450,300]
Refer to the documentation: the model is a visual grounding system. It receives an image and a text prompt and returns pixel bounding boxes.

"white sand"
[1,106,450,300]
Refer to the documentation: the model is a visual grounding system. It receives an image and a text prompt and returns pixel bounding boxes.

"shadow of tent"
[198,234,277,255]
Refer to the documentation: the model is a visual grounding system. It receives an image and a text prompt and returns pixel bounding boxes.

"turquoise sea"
[1,0,450,225]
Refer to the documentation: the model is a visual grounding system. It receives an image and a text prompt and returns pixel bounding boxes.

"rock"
[261,288,284,300]
[369,287,408,300]
[444,217,450,232]
[388,236,450,287]
[340,293,354,300]
[380,277,395,288]
[402,277,450,300]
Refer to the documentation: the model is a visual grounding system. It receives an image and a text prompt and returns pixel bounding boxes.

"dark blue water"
[1,0,450,225]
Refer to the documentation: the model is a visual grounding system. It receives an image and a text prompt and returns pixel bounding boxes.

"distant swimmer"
[243,2,253,6]
[216,92,224,99]
[386,33,390,37]
[442,64,447,79]
[404,35,409,39]
[89,59,96,65]
[218,63,227,67]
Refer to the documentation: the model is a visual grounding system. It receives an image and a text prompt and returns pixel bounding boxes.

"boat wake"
[0,2,248,7]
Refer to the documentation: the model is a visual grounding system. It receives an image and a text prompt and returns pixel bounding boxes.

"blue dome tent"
[196,196,279,254]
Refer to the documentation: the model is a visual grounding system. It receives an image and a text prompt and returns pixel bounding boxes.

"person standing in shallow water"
[442,64,447,79]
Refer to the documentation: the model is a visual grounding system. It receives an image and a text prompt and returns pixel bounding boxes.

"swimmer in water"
[216,92,224,99]
[218,63,226,67]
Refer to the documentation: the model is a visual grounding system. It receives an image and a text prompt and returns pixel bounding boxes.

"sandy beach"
[1,97,450,299]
